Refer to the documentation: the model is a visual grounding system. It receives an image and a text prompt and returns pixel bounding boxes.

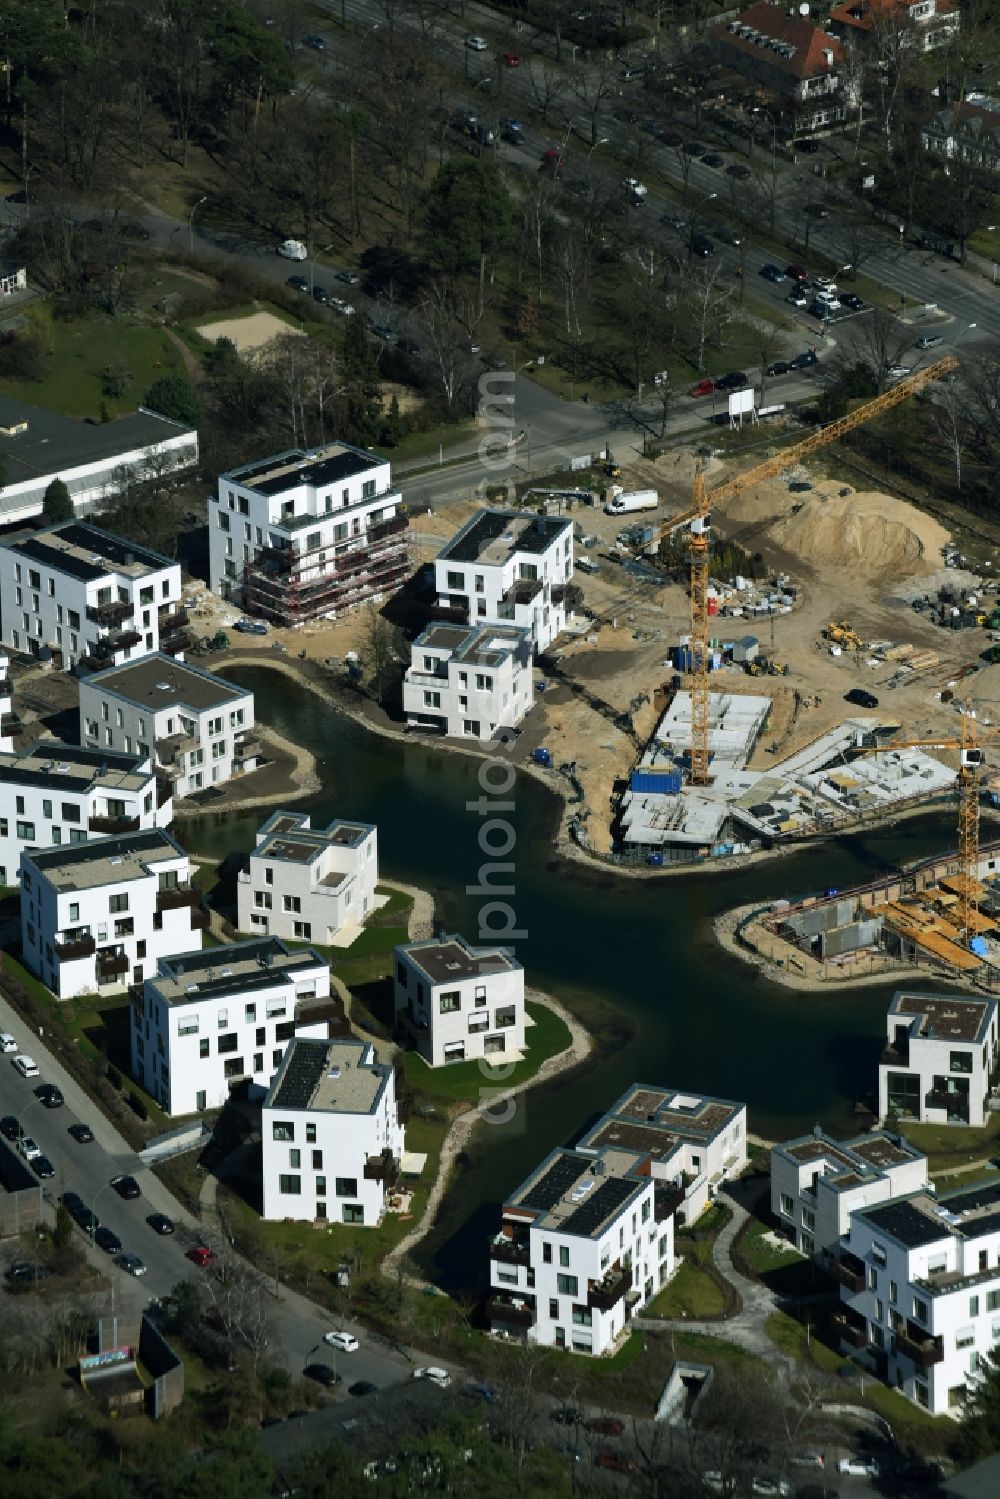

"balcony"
[489,1234,531,1268]
[655,1184,685,1222]
[234,736,262,763]
[486,1293,536,1329]
[156,733,199,766]
[880,1043,909,1066]
[158,608,189,635]
[54,931,96,961]
[96,950,129,981]
[501,578,542,609]
[925,1088,970,1123]
[831,1309,868,1351]
[896,1322,944,1369]
[88,813,140,835]
[829,1251,867,1294]
[87,600,133,628]
[364,1152,400,1187]
[587,1262,632,1313]
[156,776,173,809]
[111,630,143,652]
[156,885,200,914]
[0,712,23,738]
[161,633,188,657]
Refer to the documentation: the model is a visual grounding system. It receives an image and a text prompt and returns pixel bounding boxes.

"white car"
[752,1480,791,1497]
[412,1365,451,1387]
[277,238,308,261]
[323,1330,359,1352]
[624,176,647,198]
[0,1032,17,1053]
[465,35,488,50]
[12,1054,39,1078]
[788,1453,825,1471]
[838,1456,880,1479]
[329,297,355,316]
[786,289,808,307]
[17,1135,41,1161]
[812,277,838,294]
[702,1475,732,1495]
[887,365,912,380]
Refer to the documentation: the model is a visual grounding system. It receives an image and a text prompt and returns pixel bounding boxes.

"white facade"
[0,654,16,753]
[831,0,959,54]
[237,809,378,944]
[577,1084,748,1226]
[79,654,257,798]
[0,739,168,891]
[835,1180,1000,1416]
[434,508,574,653]
[262,1037,405,1224]
[0,265,27,299]
[394,933,525,1068]
[880,991,999,1129]
[20,829,203,1000]
[771,1127,928,1259]
[402,621,534,742]
[489,1143,674,1355]
[0,397,198,526]
[133,938,333,1117]
[0,522,185,670]
[209,441,409,622]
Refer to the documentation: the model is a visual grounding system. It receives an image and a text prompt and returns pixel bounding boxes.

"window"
[779,1194,794,1217]
[868,1266,879,1291]
[114,918,133,938]
[218,1033,239,1054]
[293,921,312,939]
[439,990,461,1014]
[423,691,441,709]
[69,902,80,922]
[335,1177,358,1197]
[484,1035,505,1054]
[312,1149,323,1169]
[446,570,464,589]
[217,1008,228,1029]
[245,1003,256,1023]
[42,799,52,819]
[889,1280,898,1305]
[970,1295,980,1317]
[266,998,286,1017]
[956,1327,975,1349]
[306,1123,317,1143]
[872,1242,887,1268]
[912,1296,928,1325]
[572,1306,593,1326]
[253,1052,264,1073]
[468,1013,489,1032]
[343,1205,364,1224]
[279,1175,301,1194]
[556,1273,578,1296]
[272,1121,295,1141]
[289,1149,301,1169]
[987,1290,1000,1313]
[282,895,301,913]
[15,821,35,841]
[494,1005,517,1028]
[109,893,129,914]
[475,673,493,691]
[275,1020,295,1041]
[316,1176,327,1196]
[542,1243,552,1264]
[196,1089,206,1110]
[178,1017,199,1036]
[254,891,272,910]
[559,1245,570,1268]
[950,1050,973,1074]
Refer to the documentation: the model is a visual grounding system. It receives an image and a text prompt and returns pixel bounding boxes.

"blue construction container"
[630,769,682,795]
[647,852,665,867]
[533,747,552,767]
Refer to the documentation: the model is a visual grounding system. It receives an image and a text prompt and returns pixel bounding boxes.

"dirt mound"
[722,480,950,581]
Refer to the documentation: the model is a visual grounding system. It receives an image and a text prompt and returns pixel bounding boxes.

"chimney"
[822,47,834,67]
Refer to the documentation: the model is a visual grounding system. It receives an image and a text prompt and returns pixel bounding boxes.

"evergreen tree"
[144,373,202,427]
[957,1347,1000,1461]
[42,477,73,522]
[341,316,383,446]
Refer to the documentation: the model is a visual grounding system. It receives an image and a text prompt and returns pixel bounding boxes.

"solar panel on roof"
[942,1180,1000,1217]
[862,1201,948,1249]
[560,1176,638,1236]
[272,1040,329,1109]
[520,1153,590,1211]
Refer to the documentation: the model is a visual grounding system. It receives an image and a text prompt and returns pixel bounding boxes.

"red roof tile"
[713,2,846,80]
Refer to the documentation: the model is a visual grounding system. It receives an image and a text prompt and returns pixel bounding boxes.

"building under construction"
[208,441,411,625]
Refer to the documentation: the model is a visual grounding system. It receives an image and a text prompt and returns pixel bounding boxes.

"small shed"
[733,635,759,664]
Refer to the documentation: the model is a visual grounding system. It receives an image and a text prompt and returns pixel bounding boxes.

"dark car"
[286,275,309,292]
[0,1115,19,1141]
[35,1084,63,1108]
[804,202,830,218]
[840,293,866,311]
[702,153,725,168]
[68,1122,94,1143]
[715,226,742,245]
[794,1488,839,1499]
[785,264,809,282]
[335,270,360,286]
[796,138,820,154]
[32,1155,55,1179]
[661,130,683,147]
[118,218,151,240]
[303,34,327,50]
[596,1452,638,1473]
[760,263,786,283]
[467,1382,497,1403]
[587,1416,625,1436]
[684,140,707,156]
[63,1191,97,1233]
[716,371,748,390]
[766,360,790,377]
[727,163,751,179]
[397,337,421,356]
[788,350,818,370]
[845,688,879,709]
[95,1226,122,1255]
[551,1406,585,1425]
[311,284,329,304]
[147,1212,175,1235]
[233,618,267,635]
[349,1380,377,1397]
[304,1363,342,1388]
[4,1262,51,1284]
[691,235,715,258]
[110,1174,140,1200]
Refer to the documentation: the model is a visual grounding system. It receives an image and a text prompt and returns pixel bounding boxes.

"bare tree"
[202,1246,275,1381]
[420,277,480,410]
[842,306,912,394]
[527,59,566,125]
[359,601,406,707]
[570,53,615,146]
[683,259,739,372]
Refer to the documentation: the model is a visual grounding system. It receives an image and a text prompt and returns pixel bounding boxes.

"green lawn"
[0,304,186,418]
[734,1214,804,1276]
[668,1330,763,1370]
[399,1000,571,1106]
[901,1118,1000,1170]
[646,1261,727,1319]
[766,1310,842,1373]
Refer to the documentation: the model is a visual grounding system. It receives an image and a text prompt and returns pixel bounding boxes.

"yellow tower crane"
[637,356,959,785]
[853,713,988,945]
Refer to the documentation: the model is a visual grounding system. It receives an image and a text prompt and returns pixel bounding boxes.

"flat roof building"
[880,991,999,1128]
[434,509,574,653]
[237,809,379,945]
[394,933,525,1068]
[402,621,533,742]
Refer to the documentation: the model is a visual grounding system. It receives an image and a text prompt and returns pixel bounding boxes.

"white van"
[12,1054,39,1078]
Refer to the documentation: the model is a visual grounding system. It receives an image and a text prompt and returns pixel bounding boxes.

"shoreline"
[215,653,970,883]
[713,900,932,993]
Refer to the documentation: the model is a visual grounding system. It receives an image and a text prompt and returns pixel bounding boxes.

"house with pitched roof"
[710,3,860,133]
[922,96,1000,174]
[829,0,958,54]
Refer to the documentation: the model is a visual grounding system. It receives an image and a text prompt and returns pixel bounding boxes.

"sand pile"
[721,480,951,581]
[196,310,305,353]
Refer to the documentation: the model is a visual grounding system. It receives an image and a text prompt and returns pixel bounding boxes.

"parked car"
[35,1084,63,1108]
[233,618,268,635]
[328,296,355,316]
[540,147,565,171]
[704,1474,734,1495]
[148,1213,175,1235]
[814,291,841,310]
[324,1329,360,1352]
[502,50,520,66]
[95,1226,122,1255]
[32,1155,55,1179]
[888,364,912,379]
[716,371,748,390]
[595,1452,638,1474]
[335,270,360,285]
[68,1122,94,1143]
[727,163,752,179]
[187,1245,215,1267]
[349,1380,377,1397]
[586,1416,625,1436]
[5,1262,51,1285]
[118,1253,147,1276]
[804,202,830,218]
[684,140,707,156]
[703,152,725,168]
[715,226,742,245]
[311,284,329,304]
[785,264,809,282]
[0,1115,19,1141]
[690,378,716,397]
[465,34,488,49]
[12,1055,39,1078]
[794,1487,838,1499]
[766,360,790,377]
[752,1480,791,1497]
[812,276,838,294]
[304,1362,342,1387]
[917,333,944,349]
[760,264,786,283]
[837,1457,879,1479]
[468,1382,498,1402]
[809,301,836,321]
[17,1136,41,1162]
[0,1033,17,1053]
[110,1174,141,1200]
[840,293,866,311]
[412,1366,451,1387]
[786,289,808,308]
[660,130,683,147]
[550,1406,585,1425]
[788,350,818,369]
[286,275,309,293]
[845,688,879,709]
[788,1454,826,1471]
[797,138,820,153]
[302,34,327,50]
[691,234,715,257]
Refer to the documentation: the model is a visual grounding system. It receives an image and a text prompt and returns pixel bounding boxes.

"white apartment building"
[20,829,204,1000]
[132,938,335,1116]
[262,1036,406,1225]
[209,441,409,622]
[0,654,18,753]
[834,1178,1000,1416]
[576,1084,748,1226]
[880,991,999,1129]
[488,1142,674,1354]
[79,654,258,798]
[237,809,378,944]
[0,521,186,671]
[394,933,525,1068]
[0,740,168,890]
[402,621,534,742]
[434,509,574,654]
[772,1126,928,1259]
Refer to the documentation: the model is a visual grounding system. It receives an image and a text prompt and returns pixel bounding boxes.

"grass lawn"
[399,1001,571,1107]
[735,1214,804,1277]
[0,304,185,418]
[375,419,476,465]
[646,1261,726,1319]
[970,226,1000,262]
[668,1329,763,1370]
[901,1117,1000,1170]
[860,1380,955,1448]
[766,1310,842,1373]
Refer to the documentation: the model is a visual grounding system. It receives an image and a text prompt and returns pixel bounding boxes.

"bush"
[144,373,202,427]
[107,1064,122,1091]
[0,329,48,381]
[126,1091,147,1120]
[42,478,73,522]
